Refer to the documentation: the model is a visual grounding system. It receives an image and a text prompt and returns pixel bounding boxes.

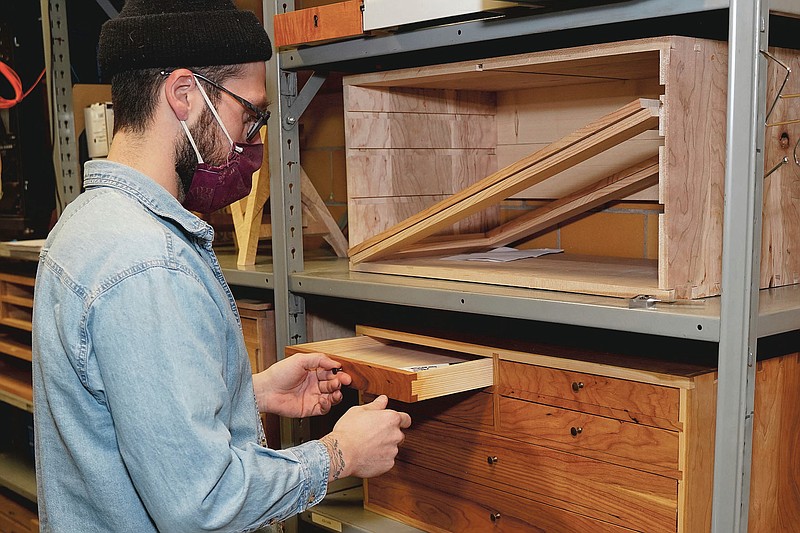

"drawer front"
[367,460,641,533]
[396,418,677,532]
[288,334,493,402]
[499,396,679,475]
[498,360,680,428]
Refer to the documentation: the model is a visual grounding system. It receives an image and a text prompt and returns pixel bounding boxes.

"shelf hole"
[460,298,465,304]
[697,324,703,331]
[457,29,462,36]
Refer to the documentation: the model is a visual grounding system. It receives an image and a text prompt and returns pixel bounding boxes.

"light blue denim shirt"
[32,160,329,532]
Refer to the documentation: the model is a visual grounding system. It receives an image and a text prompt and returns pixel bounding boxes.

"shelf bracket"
[282,71,327,130]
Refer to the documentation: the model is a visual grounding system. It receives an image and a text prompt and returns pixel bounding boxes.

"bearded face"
[174,105,229,201]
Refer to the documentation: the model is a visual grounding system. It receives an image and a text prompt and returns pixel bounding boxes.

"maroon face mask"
[179,78,264,214]
[181,141,263,214]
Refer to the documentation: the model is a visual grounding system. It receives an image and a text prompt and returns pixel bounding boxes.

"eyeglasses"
[191,71,270,142]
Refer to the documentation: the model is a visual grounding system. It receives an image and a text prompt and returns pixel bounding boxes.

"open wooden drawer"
[285,327,494,402]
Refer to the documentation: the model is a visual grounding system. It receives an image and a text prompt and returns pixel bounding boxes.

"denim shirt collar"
[83,160,214,243]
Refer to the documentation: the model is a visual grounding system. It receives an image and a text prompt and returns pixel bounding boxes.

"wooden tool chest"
[289,328,800,532]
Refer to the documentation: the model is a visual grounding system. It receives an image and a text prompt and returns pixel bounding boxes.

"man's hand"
[253,353,352,417]
[320,395,412,482]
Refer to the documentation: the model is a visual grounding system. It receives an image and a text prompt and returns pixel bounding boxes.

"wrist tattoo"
[321,435,346,481]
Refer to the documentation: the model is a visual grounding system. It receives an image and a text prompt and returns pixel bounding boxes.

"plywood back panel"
[346,87,500,248]
[496,78,663,201]
[348,196,496,247]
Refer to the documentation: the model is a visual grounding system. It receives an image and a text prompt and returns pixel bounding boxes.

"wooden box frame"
[343,36,800,299]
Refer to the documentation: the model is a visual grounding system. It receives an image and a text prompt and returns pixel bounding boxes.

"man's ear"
[163,69,196,122]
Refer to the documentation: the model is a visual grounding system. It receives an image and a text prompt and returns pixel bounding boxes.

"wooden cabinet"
[0,264,37,522]
[0,270,34,413]
[237,299,276,374]
[290,328,800,532]
[236,299,281,448]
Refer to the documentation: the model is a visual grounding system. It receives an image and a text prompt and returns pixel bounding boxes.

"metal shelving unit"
[250,1,800,531]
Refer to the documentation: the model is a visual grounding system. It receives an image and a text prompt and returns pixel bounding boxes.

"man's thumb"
[364,394,388,410]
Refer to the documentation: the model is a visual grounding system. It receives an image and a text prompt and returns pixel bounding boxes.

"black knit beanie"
[98,0,272,78]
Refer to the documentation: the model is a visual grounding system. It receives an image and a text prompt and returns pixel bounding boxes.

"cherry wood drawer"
[368,460,642,533]
[287,328,493,402]
[498,395,679,475]
[498,360,681,430]
[394,418,677,532]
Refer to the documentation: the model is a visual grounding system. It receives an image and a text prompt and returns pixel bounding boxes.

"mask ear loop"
[180,121,204,164]
[193,77,243,154]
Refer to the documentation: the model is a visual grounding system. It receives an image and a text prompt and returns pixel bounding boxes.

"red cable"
[0,60,46,109]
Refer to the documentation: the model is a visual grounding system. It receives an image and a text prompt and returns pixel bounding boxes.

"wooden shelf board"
[0,452,36,504]
[0,362,32,409]
[0,319,32,333]
[351,253,671,300]
[0,296,33,308]
[0,335,32,362]
[0,273,35,288]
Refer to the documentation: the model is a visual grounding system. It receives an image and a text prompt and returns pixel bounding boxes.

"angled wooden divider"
[299,167,349,258]
[348,98,661,265]
[231,129,271,266]
[232,128,348,265]
[395,156,661,258]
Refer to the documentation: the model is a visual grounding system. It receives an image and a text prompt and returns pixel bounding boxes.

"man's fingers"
[397,412,412,429]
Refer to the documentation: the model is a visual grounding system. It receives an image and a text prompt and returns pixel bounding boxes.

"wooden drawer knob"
[490,512,501,522]
[570,426,583,437]
[487,456,499,465]
[572,381,584,392]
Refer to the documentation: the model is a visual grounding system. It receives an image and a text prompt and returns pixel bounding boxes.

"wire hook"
[762,50,799,127]
[761,51,800,179]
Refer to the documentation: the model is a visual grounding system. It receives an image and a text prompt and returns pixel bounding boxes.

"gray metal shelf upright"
[261,1,800,532]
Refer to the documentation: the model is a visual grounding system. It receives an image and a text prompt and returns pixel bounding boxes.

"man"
[32,1,411,531]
